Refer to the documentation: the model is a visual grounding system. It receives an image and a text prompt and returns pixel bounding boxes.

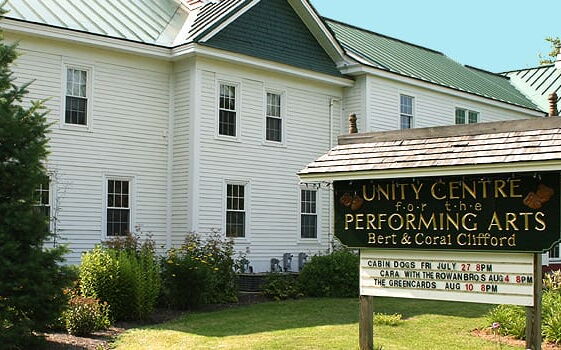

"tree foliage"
[0,11,73,348]
[540,36,560,65]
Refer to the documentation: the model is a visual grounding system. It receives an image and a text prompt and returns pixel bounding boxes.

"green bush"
[298,249,359,297]
[486,304,526,339]
[161,232,238,309]
[79,243,160,321]
[61,296,110,336]
[543,290,561,343]
[262,273,302,301]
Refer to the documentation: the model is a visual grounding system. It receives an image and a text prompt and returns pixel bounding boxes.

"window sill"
[59,123,93,133]
[298,237,320,244]
[229,237,250,244]
[261,140,287,148]
[214,134,241,143]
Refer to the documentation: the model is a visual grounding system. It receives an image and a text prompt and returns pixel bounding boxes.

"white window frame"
[60,62,94,131]
[298,184,321,242]
[455,107,480,125]
[216,79,241,141]
[101,175,135,239]
[34,174,54,232]
[223,179,250,242]
[549,243,561,263]
[263,88,286,146]
[399,93,415,129]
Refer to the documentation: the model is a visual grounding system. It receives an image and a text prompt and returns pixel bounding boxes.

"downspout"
[165,65,175,250]
[328,98,340,252]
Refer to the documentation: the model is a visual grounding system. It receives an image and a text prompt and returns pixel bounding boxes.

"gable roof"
[503,65,561,112]
[4,0,188,46]
[201,0,342,76]
[325,18,541,112]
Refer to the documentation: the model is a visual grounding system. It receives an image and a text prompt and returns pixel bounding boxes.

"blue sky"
[310,1,560,73]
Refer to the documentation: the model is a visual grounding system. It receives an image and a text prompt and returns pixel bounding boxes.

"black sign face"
[334,173,560,252]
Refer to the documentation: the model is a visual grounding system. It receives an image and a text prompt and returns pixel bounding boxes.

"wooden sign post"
[359,295,373,350]
[526,254,543,350]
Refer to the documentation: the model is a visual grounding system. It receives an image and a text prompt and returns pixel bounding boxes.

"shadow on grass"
[145,297,493,338]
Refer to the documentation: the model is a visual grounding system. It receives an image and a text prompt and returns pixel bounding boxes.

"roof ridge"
[465,65,510,80]
[322,16,444,56]
[338,117,559,145]
[501,64,555,75]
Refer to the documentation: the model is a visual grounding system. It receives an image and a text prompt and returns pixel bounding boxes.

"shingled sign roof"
[299,118,561,178]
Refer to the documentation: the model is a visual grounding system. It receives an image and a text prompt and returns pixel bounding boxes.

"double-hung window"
[550,244,560,261]
[219,83,237,137]
[226,183,246,238]
[455,108,479,124]
[300,189,317,239]
[65,67,89,126]
[265,92,282,142]
[106,179,130,236]
[400,95,414,129]
[33,176,51,221]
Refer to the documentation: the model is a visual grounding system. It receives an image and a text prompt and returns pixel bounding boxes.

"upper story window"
[219,83,237,137]
[301,189,317,239]
[400,95,414,129]
[65,67,89,126]
[455,108,479,124]
[226,183,245,238]
[106,179,131,236]
[266,92,282,142]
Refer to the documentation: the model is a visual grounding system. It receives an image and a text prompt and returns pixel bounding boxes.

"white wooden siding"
[171,60,192,246]
[342,75,366,133]
[194,58,343,271]
[364,75,533,132]
[9,34,172,264]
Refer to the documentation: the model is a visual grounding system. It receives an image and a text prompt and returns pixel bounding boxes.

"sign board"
[360,249,535,306]
[335,172,560,252]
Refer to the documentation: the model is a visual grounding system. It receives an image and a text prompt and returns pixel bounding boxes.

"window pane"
[266,117,282,142]
[400,115,412,129]
[107,208,130,236]
[301,214,317,238]
[219,110,236,136]
[550,244,560,259]
[226,211,245,237]
[468,111,479,124]
[65,96,87,125]
[400,95,413,115]
[455,109,466,124]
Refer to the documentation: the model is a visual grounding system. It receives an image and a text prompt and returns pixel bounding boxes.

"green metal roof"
[325,18,542,112]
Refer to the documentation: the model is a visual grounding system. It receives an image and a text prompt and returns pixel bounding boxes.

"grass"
[114,298,523,350]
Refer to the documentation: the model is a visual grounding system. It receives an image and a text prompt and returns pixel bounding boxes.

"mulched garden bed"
[472,328,561,350]
[43,293,269,350]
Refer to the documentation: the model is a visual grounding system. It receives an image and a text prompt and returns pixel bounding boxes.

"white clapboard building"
[2,0,549,271]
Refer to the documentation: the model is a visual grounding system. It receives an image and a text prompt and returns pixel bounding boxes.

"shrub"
[543,290,561,343]
[486,304,526,338]
[298,249,359,297]
[262,273,302,300]
[61,296,110,336]
[161,232,238,309]
[79,244,160,321]
[374,313,403,326]
[544,270,561,292]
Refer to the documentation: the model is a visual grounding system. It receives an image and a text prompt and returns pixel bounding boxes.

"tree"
[539,36,560,65]
[0,10,72,349]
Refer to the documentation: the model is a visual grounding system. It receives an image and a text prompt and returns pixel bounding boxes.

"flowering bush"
[161,231,238,309]
[61,296,110,336]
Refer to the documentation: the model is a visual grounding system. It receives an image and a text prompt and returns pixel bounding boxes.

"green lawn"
[114,298,522,350]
